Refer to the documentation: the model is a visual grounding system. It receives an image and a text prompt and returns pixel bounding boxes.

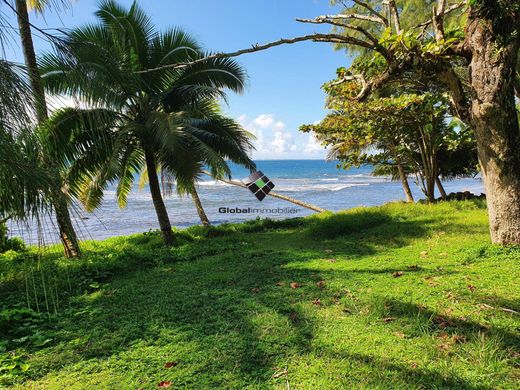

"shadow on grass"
[380,298,520,351]
[1,204,507,388]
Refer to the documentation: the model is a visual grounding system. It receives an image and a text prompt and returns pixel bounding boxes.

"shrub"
[0,223,25,254]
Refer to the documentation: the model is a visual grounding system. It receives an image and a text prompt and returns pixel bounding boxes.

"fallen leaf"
[164,362,178,369]
[342,308,352,314]
[383,317,396,323]
[157,381,172,388]
[467,284,477,292]
[275,282,285,286]
[420,251,428,257]
[410,362,418,369]
[316,280,326,289]
[312,298,321,306]
[290,282,300,289]
[394,332,406,339]
[324,249,333,253]
[438,343,451,351]
[408,265,419,270]
[451,334,467,344]
[392,271,404,278]
[327,258,337,263]
[439,252,448,257]
[433,316,453,329]
[251,288,261,294]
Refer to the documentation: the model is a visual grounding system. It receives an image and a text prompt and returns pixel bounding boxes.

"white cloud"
[304,133,324,154]
[237,113,327,159]
[253,114,275,128]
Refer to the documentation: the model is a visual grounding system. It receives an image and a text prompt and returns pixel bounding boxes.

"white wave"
[320,178,339,181]
[276,183,369,192]
[196,180,233,187]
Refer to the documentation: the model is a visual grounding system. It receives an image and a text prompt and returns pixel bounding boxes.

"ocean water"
[8,160,484,243]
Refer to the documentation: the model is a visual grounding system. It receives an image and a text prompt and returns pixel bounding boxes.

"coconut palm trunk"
[190,186,210,227]
[15,0,81,257]
[143,146,175,245]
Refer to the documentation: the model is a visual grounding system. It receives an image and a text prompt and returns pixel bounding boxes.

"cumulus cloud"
[237,113,326,159]
[304,133,324,154]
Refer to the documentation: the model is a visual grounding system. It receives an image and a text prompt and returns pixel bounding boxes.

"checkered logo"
[243,171,275,201]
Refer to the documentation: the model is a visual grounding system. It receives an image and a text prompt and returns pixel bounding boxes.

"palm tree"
[12,0,81,257]
[40,1,254,244]
[159,103,256,227]
[0,60,51,226]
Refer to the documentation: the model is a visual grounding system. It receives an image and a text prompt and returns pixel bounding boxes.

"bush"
[0,222,25,254]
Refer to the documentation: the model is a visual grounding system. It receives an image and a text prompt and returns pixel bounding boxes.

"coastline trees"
[163,0,519,244]
[40,1,254,244]
[302,0,520,244]
[301,84,477,203]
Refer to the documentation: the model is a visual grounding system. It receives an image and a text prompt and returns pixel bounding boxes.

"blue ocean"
[9,160,485,243]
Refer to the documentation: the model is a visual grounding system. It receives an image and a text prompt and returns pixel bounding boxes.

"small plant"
[0,222,25,254]
[0,352,30,385]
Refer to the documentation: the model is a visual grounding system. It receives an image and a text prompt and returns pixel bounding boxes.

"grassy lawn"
[1,201,519,389]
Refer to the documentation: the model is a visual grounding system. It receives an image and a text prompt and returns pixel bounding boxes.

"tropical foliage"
[39,0,255,244]
[301,72,478,202]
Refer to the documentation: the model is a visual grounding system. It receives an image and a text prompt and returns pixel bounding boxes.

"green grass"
[1,200,519,389]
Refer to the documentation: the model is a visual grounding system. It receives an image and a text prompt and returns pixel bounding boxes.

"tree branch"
[351,0,389,26]
[386,0,402,34]
[315,12,387,25]
[438,65,470,122]
[416,1,467,30]
[137,33,374,74]
[296,17,379,44]
[355,65,397,101]
[431,2,446,42]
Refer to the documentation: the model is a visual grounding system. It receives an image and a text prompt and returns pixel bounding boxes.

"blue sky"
[3,0,351,159]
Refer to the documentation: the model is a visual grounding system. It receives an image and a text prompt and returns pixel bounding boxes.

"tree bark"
[51,190,81,258]
[15,0,47,124]
[466,14,520,245]
[436,176,447,200]
[15,0,81,257]
[396,163,414,203]
[191,186,211,227]
[416,129,436,203]
[143,146,175,245]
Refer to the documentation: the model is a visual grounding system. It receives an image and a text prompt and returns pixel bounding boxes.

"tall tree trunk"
[436,176,447,200]
[143,147,175,245]
[425,176,436,203]
[15,0,81,257]
[52,191,80,258]
[396,163,414,203]
[466,14,520,245]
[417,131,436,203]
[15,0,47,124]
[191,186,211,227]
